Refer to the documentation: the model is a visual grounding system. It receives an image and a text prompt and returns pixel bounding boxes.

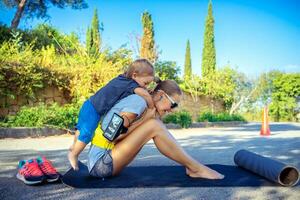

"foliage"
[0,25,132,102]
[269,72,300,121]
[0,37,69,100]
[154,61,181,83]
[197,111,245,122]
[140,11,158,62]
[28,24,81,54]
[2,0,88,29]
[0,24,81,54]
[202,1,216,77]
[86,9,102,57]
[0,24,12,44]
[201,67,236,106]
[163,110,192,128]
[1,103,80,128]
[184,40,192,81]
[180,74,203,102]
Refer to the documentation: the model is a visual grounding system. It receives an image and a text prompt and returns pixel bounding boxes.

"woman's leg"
[111,119,224,179]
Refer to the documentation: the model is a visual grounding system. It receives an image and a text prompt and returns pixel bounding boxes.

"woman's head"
[125,59,154,88]
[152,79,182,117]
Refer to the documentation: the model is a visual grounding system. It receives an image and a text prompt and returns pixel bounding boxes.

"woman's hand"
[144,108,156,120]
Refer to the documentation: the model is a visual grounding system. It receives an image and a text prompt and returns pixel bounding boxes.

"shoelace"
[40,160,57,174]
[22,162,43,176]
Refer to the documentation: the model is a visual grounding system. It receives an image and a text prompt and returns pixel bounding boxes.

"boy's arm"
[134,87,155,109]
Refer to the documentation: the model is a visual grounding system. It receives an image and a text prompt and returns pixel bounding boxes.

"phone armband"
[103,113,126,142]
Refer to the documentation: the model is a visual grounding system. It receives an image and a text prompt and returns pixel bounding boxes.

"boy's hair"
[124,58,154,78]
[153,78,182,97]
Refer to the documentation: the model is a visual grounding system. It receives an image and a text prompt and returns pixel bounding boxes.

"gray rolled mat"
[234,149,299,187]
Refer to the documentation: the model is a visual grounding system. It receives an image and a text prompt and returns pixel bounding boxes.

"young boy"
[68,59,155,170]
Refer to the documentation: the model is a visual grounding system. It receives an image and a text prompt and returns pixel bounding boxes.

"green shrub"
[197,112,216,122]
[0,30,131,102]
[2,103,80,129]
[163,110,192,128]
[197,112,245,122]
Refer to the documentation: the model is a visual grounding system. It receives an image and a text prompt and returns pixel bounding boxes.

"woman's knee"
[143,118,166,133]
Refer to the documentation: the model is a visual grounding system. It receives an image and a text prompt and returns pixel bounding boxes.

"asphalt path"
[0,122,299,200]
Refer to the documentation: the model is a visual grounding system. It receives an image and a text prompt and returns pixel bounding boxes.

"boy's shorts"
[76,99,101,144]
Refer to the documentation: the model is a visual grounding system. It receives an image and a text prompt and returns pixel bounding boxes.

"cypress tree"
[201,0,216,77]
[86,9,101,57]
[86,26,92,55]
[140,11,157,62]
[184,40,192,80]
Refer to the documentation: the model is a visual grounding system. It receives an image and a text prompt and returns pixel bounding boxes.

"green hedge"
[1,103,79,129]
[163,110,192,128]
[197,111,245,122]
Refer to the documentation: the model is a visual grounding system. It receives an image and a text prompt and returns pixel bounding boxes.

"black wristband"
[121,126,128,134]
[122,115,131,126]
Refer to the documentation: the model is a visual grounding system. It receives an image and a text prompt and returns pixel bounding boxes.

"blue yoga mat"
[234,149,299,187]
[61,161,297,188]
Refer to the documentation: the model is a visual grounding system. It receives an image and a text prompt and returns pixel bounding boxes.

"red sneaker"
[16,159,44,185]
[36,157,60,182]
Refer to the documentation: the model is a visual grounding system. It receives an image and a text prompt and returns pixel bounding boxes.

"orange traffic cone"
[260,106,271,136]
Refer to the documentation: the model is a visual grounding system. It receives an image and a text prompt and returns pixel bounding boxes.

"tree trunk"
[229,87,257,115]
[11,0,27,29]
[210,99,214,113]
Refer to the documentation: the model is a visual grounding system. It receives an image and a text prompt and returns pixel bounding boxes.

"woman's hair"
[153,77,182,96]
[124,58,154,78]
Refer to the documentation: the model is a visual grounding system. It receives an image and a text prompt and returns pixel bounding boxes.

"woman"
[88,79,224,180]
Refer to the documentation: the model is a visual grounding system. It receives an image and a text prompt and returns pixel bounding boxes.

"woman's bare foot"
[186,166,224,179]
[68,150,79,171]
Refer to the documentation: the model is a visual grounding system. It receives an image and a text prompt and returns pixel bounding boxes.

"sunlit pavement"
[0,122,299,200]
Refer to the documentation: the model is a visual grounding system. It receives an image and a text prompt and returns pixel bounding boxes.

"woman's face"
[154,90,181,117]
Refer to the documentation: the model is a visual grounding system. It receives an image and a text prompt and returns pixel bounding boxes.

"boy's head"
[125,58,155,88]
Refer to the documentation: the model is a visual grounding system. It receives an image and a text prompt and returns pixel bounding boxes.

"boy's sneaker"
[16,159,44,185]
[36,157,60,182]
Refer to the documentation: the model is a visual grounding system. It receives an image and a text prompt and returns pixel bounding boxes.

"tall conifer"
[140,11,157,62]
[86,26,92,55]
[201,0,216,77]
[184,40,192,80]
[86,9,101,57]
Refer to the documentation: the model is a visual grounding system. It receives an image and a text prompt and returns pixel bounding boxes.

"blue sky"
[1,0,299,77]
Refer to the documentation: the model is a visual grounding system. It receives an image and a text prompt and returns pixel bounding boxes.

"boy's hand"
[134,87,155,109]
[144,108,156,119]
[147,98,155,109]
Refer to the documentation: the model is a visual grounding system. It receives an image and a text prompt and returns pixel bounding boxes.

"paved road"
[0,123,299,200]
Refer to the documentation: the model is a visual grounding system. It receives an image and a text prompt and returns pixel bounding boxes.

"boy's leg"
[69,99,100,170]
[69,130,80,151]
[68,137,87,170]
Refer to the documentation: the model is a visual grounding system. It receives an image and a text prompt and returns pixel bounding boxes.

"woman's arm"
[125,108,156,133]
[115,108,156,142]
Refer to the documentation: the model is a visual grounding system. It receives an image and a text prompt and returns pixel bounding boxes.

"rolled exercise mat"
[234,149,299,187]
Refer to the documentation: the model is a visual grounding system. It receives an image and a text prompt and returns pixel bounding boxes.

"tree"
[86,9,102,57]
[25,24,80,54]
[154,61,181,82]
[201,0,216,77]
[1,0,88,29]
[140,11,158,63]
[86,27,92,55]
[201,67,235,112]
[184,40,192,81]
[269,72,300,121]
